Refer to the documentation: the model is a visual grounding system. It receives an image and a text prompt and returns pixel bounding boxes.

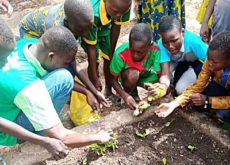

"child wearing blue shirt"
[158,15,208,94]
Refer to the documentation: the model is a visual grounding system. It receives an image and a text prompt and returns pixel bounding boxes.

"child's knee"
[55,69,74,89]
[216,110,230,122]
[121,68,140,84]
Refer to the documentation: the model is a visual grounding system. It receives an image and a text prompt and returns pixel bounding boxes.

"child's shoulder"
[149,44,160,51]
[184,29,202,42]
[16,38,38,48]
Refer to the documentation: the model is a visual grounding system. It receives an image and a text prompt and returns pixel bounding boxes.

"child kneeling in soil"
[156,32,230,124]
[110,23,170,110]
[158,15,208,95]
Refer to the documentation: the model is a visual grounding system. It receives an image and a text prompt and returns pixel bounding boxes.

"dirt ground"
[43,112,230,165]
[1,0,230,165]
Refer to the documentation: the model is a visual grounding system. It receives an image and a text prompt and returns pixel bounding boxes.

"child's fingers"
[0,4,7,11]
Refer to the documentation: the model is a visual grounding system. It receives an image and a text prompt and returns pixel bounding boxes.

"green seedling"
[162,157,167,165]
[164,119,175,127]
[82,158,88,165]
[133,101,150,116]
[147,95,155,102]
[135,128,150,138]
[89,131,118,156]
[145,83,166,102]
[187,144,196,152]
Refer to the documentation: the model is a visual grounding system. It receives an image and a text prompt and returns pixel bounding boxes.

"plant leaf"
[187,144,196,152]
[135,129,150,138]
[164,119,175,127]
[162,157,167,165]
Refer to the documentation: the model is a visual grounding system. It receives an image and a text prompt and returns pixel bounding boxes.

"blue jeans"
[16,69,74,139]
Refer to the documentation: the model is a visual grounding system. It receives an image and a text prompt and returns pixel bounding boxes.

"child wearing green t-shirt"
[0,17,69,160]
[0,22,112,154]
[81,0,132,96]
[110,23,169,110]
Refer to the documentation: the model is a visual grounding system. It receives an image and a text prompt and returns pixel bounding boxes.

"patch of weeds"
[89,131,118,156]
[135,128,150,138]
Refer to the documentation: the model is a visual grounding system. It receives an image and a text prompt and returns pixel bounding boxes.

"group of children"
[0,0,230,161]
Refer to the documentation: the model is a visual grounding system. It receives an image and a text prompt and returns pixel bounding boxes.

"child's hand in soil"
[189,93,206,106]
[96,91,113,108]
[95,130,113,144]
[124,95,138,110]
[155,101,180,118]
[94,78,102,91]
[42,137,68,160]
[86,91,100,111]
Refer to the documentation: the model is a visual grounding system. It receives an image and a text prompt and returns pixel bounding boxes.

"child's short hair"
[159,15,182,33]
[41,26,78,55]
[129,23,152,45]
[64,0,93,22]
[0,17,15,52]
[209,31,230,60]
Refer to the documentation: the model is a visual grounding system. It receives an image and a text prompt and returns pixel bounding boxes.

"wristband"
[204,95,211,109]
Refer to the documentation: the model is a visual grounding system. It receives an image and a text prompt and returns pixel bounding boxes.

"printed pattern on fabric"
[19,4,65,38]
[138,0,185,42]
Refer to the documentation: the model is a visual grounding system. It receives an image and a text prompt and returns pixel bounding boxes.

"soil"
[43,111,230,165]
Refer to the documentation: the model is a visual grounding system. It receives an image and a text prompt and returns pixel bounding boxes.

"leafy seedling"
[82,158,88,165]
[133,101,150,116]
[162,157,167,165]
[89,131,118,156]
[187,144,196,152]
[135,128,150,138]
[164,119,175,127]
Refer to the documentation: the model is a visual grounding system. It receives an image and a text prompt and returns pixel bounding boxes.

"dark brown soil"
[82,112,230,165]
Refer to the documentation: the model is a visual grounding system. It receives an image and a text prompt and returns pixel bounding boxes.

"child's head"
[105,0,132,20]
[38,26,78,71]
[64,0,94,37]
[129,23,152,62]
[207,32,230,72]
[0,17,16,67]
[159,15,183,55]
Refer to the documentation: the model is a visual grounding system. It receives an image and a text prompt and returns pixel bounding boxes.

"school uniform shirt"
[0,38,60,146]
[82,0,130,46]
[158,29,208,64]
[19,4,65,38]
[110,42,161,85]
[176,60,230,109]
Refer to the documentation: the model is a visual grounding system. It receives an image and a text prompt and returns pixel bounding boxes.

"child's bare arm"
[87,45,102,91]
[111,75,137,109]
[110,24,121,58]
[0,117,68,159]
[159,62,170,89]
[200,0,216,42]
[44,123,112,148]
[70,61,110,108]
